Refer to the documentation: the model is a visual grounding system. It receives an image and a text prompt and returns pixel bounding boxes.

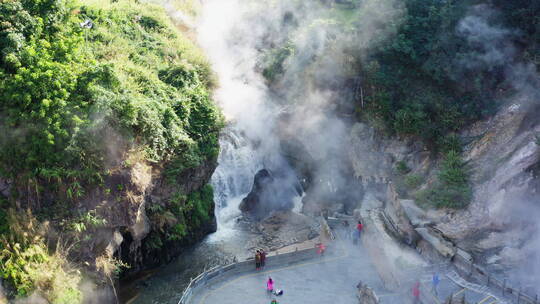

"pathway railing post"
[517,287,521,304]
[503,279,506,296]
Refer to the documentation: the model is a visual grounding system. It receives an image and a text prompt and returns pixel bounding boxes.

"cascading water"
[209,126,262,237]
[129,131,262,304]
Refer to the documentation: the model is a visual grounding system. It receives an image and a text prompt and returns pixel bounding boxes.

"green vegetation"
[0,0,221,300]
[262,41,295,83]
[0,197,8,236]
[0,210,82,302]
[69,210,107,234]
[359,0,483,145]
[394,162,423,197]
[167,184,214,240]
[491,0,540,67]
[263,0,539,150]
[146,184,214,246]
[395,161,411,175]
[416,150,472,209]
[360,0,539,145]
[0,0,222,200]
[404,174,423,189]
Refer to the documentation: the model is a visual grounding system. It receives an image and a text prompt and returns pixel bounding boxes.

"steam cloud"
[199,0,540,294]
[198,0,405,217]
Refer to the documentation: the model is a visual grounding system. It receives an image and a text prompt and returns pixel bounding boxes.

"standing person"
[260,249,266,269]
[316,242,326,256]
[255,250,261,271]
[412,281,420,304]
[266,277,274,293]
[352,228,359,245]
[342,220,350,239]
[432,273,440,296]
[357,220,364,239]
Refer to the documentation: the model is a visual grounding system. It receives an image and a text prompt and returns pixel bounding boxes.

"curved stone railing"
[177,246,323,304]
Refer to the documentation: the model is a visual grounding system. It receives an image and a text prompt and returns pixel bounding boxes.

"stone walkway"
[191,241,402,304]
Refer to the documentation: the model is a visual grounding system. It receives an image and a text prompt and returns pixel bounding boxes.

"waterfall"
[198,0,304,237]
[210,125,263,235]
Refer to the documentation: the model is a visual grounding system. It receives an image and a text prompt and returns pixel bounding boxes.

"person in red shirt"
[357,221,363,238]
[316,243,326,256]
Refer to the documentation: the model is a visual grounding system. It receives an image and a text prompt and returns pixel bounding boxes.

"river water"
[130,125,264,304]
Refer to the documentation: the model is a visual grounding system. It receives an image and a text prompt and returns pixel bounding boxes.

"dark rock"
[239,169,299,220]
[280,137,315,191]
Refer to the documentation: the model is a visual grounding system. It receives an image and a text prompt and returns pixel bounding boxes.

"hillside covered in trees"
[0,0,221,302]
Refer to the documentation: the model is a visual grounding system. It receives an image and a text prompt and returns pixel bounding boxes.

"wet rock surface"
[245,211,320,251]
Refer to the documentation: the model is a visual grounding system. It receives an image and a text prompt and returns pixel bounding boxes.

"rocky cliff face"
[438,102,540,266]
[347,100,540,274]
[1,155,218,286]
[116,159,218,276]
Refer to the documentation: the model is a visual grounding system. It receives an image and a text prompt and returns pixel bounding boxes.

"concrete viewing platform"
[175,214,524,304]
[184,240,403,304]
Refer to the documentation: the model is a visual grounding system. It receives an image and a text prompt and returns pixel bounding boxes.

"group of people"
[254,252,281,303]
[342,220,364,245]
[252,219,368,304]
[255,249,267,270]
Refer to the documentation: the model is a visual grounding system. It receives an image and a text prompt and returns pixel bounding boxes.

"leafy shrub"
[416,150,472,209]
[262,41,295,82]
[0,210,82,302]
[147,184,214,242]
[404,174,423,189]
[437,134,463,153]
[69,211,107,234]
[356,0,512,145]
[395,161,410,175]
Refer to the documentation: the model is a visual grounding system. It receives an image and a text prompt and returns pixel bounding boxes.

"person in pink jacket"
[266,277,274,292]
